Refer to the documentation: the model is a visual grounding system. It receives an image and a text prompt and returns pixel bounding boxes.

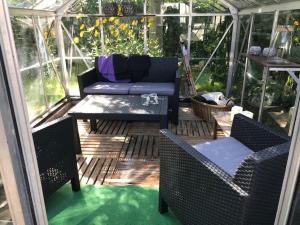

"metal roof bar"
[239,1,300,15]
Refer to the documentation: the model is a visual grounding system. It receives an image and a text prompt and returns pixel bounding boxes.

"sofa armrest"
[231,114,290,152]
[159,129,248,224]
[77,68,98,98]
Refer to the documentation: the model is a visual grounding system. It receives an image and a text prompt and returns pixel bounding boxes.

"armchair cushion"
[129,82,175,96]
[83,82,133,95]
[193,137,253,176]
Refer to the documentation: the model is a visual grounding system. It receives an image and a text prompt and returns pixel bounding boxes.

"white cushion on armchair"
[193,137,253,176]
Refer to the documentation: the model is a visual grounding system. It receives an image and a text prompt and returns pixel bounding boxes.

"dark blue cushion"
[141,57,178,83]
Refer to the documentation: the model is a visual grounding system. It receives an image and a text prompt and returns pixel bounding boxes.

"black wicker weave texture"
[32,116,80,199]
[159,114,291,225]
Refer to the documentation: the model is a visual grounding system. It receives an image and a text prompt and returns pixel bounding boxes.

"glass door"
[0,1,48,224]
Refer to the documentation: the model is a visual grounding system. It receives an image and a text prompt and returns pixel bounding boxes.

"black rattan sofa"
[77,57,180,124]
[159,114,290,225]
[32,116,81,199]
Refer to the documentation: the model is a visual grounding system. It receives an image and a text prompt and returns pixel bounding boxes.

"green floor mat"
[46,184,181,225]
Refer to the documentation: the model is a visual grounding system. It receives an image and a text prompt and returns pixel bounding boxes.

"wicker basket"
[102,2,118,16]
[121,2,136,16]
[191,97,232,122]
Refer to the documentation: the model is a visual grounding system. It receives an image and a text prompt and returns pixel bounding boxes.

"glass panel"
[149,16,188,57]
[68,59,88,96]
[230,15,251,104]
[11,16,47,120]
[7,0,69,10]
[6,0,34,8]
[63,16,101,59]
[103,16,145,55]
[262,71,297,134]
[192,0,229,13]
[278,10,300,63]
[43,63,65,106]
[252,13,274,48]
[21,68,47,118]
[147,0,190,14]
[241,61,263,120]
[190,16,231,92]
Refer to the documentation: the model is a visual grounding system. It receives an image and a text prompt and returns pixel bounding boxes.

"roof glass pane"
[193,0,229,13]
[7,0,69,10]
[7,0,34,8]
[226,0,299,9]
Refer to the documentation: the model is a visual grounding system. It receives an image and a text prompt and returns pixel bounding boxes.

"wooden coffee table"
[211,111,233,139]
[68,95,169,131]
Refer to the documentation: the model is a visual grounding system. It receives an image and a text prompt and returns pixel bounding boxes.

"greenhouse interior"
[1,0,300,224]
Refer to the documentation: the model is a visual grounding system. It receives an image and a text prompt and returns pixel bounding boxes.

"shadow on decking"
[76,107,216,187]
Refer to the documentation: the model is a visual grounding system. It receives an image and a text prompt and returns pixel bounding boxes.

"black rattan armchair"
[159,114,290,225]
[32,116,81,199]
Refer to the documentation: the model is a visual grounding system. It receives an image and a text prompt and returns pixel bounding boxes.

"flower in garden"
[147,21,153,28]
[112,29,120,38]
[114,18,120,25]
[108,25,114,31]
[44,31,48,40]
[73,37,80,44]
[80,24,85,30]
[149,17,155,23]
[88,26,95,32]
[94,30,100,37]
[103,18,107,24]
[95,19,100,26]
[140,18,144,23]
[128,30,134,37]
[109,17,115,22]
[294,20,299,27]
[119,23,128,30]
[132,20,138,26]
[80,31,85,37]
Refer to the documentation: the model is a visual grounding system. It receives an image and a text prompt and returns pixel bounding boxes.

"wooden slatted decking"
[76,107,216,187]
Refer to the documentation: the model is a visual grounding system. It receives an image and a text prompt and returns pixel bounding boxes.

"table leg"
[213,119,218,140]
[160,115,168,129]
[90,119,97,132]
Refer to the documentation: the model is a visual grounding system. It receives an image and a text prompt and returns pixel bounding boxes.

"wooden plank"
[87,158,105,185]
[110,160,160,186]
[112,121,121,135]
[95,158,112,185]
[101,121,112,134]
[76,157,86,170]
[119,136,130,158]
[103,159,118,185]
[153,136,159,158]
[107,121,118,134]
[125,136,136,159]
[97,120,108,134]
[191,120,200,136]
[81,158,98,184]
[146,136,154,159]
[117,121,127,135]
[132,135,143,159]
[186,121,193,137]
[139,136,148,159]
[78,157,93,179]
